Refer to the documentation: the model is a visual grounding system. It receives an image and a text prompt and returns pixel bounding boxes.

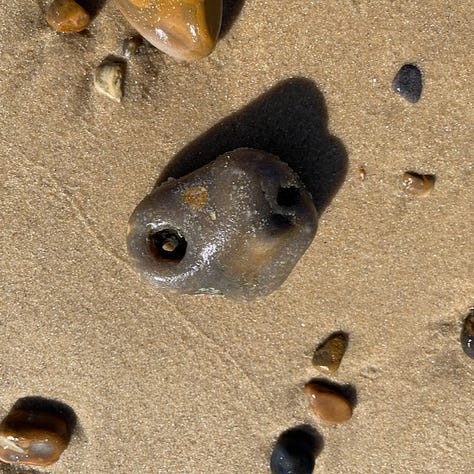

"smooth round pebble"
[402,171,435,197]
[304,381,352,424]
[0,402,73,466]
[270,428,316,474]
[392,64,423,103]
[46,0,90,32]
[461,309,474,359]
[312,331,348,375]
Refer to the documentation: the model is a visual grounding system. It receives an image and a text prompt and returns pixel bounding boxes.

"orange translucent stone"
[46,0,91,33]
[114,0,222,61]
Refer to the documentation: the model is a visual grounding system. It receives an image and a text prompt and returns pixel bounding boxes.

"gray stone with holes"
[127,148,318,301]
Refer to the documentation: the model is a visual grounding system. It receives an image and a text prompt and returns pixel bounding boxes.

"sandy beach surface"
[0,0,473,472]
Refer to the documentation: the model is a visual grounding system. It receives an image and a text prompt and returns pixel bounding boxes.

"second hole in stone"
[277,186,300,207]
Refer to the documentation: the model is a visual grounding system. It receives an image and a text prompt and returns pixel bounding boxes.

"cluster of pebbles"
[3,1,466,472]
[270,332,352,473]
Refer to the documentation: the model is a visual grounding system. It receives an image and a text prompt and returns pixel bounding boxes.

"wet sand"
[0,0,473,472]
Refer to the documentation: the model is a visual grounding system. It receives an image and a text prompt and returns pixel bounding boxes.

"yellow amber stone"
[114,0,222,61]
[0,407,71,466]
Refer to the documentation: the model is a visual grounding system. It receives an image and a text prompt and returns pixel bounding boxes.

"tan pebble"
[312,331,348,375]
[94,60,125,102]
[0,407,71,466]
[46,0,90,32]
[304,381,352,424]
[402,171,435,197]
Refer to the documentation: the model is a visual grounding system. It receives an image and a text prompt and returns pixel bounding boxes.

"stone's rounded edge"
[127,148,318,300]
[461,310,474,359]
[114,0,223,61]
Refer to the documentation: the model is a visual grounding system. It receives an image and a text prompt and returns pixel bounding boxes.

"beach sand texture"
[0,0,473,472]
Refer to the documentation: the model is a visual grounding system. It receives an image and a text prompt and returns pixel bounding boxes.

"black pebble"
[270,426,320,474]
[392,64,423,103]
[461,309,474,359]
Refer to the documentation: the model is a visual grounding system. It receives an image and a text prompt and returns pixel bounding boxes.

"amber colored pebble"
[46,0,90,32]
[304,382,352,424]
[114,0,223,61]
[0,407,71,466]
[312,332,348,375]
[402,171,435,197]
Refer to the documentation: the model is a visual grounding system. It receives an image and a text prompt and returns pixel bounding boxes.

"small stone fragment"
[46,0,91,32]
[402,171,435,197]
[122,35,145,58]
[114,0,223,61]
[357,165,366,181]
[0,400,73,466]
[94,60,125,102]
[460,308,474,359]
[270,427,318,474]
[304,381,352,424]
[127,148,318,301]
[392,64,423,103]
[312,331,348,375]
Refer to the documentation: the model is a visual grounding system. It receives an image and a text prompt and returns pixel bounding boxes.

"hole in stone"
[277,186,300,207]
[148,229,187,262]
[269,213,294,234]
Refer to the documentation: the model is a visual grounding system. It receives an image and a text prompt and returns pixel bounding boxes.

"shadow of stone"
[220,0,246,38]
[76,0,107,20]
[270,424,324,474]
[158,77,348,214]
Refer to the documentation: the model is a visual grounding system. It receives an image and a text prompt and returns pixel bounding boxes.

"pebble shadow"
[220,0,246,38]
[76,0,107,20]
[158,77,348,214]
[308,377,358,408]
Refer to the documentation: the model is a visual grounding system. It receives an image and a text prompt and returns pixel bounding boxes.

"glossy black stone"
[270,427,320,474]
[461,309,474,359]
[392,64,423,103]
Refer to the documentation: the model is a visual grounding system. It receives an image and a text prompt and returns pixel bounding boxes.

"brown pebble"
[312,332,348,375]
[402,171,435,197]
[0,406,71,466]
[46,0,90,33]
[304,382,352,424]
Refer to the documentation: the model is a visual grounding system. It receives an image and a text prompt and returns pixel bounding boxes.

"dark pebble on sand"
[270,427,318,474]
[461,309,474,359]
[392,64,423,103]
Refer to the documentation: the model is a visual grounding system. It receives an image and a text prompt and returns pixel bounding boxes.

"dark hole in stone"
[277,186,300,207]
[269,214,294,234]
[149,229,187,262]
